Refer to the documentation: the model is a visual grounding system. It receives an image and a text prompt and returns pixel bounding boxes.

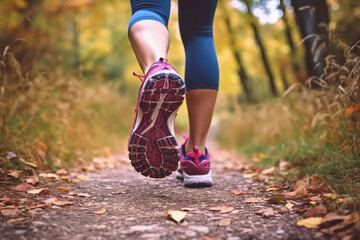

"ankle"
[185,140,206,155]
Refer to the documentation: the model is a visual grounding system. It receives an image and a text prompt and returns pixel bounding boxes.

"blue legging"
[129,0,219,90]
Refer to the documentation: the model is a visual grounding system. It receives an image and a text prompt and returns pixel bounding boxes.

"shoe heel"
[157,135,180,171]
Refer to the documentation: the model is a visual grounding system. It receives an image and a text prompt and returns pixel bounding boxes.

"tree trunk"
[219,0,252,102]
[291,0,329,84]
[244,0,277,97]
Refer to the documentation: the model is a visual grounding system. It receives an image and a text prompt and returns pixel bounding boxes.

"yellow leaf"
[297,217,323,229]
[57,186,72,191]
[166,210,187,224]
[27,188,46,195]
[76,175,89,181]
[266,186,280,192]
[285,202,294,210]
[7,217,30,223]
[323,193,340,200]
[94,209,107,214]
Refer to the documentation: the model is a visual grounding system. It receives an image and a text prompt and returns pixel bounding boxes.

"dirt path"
[0,141,326,240]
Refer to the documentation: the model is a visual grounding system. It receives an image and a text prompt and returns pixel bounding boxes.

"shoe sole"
[128,70,185,178]
[183,171,213,188]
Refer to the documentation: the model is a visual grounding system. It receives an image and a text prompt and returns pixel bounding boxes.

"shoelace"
[133,58,169,82]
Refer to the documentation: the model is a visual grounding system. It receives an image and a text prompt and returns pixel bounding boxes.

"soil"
[0,142,328,240]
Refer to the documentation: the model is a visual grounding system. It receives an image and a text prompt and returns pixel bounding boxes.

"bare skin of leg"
[129,20,217,156]
[185,89,218,155]
[129,20,169,74]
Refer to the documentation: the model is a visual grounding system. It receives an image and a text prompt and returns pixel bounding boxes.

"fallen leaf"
[60,176,72,182]
[26,204,47,210]
[18,158,37,168]
[220,207,234,214]
[39,173,59,180]
[94,209,107,214]
[56,169,68,175]
[10,183,34,192]
[344,103,360,115]
[167,210,187,224]
[111,191,122,195]
[53,200,73,206]
[57,186,72,191]
[181,207,196,211]
[243,173,257,178]
[0,206,15,210]
[44,197,57,206]
[267,196,287,203]
[244,197,262,203]
[5,170,19,178]
[285,202,294,210]
[0,198,18,205]
[305,204,327,217]
[6,152,17,160]
[323,193,340,200]
[76,174,89,181]
[308,195,322,201]
[210,205,231,211]
[297,217,324,229]
[7,217,30,223]
[77,193,91,197]
[256,207,275,217]
[218,218,232,226]
[0,209,21,217]
[310,175,321,185]
[27,188,50,195]
[261,167,275,175]
[266,186,280,192]
[35,141,48,157]
[231,190,245,195]
[320,210,360,235]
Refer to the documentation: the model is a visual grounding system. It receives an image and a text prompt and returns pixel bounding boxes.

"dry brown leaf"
[0,209,21,217]
[94,209,107,214]
[244,197,262,203]
[243,173,257,178]
[44,197,57,206]
[267,196,287,203]
[256,207,275,217]
[310,175,321,185]
[56,169,68,175]
[304,204,327,218]
[218,218,232,226]
[7,217,30,223]
[60,176,72,182]
[320,210,360,235]
[26,204,47,210]
[39,173,59,180]
[231,190,245,195]
[297,217,324,229]
[0,198,18,205]
[261,167,275,175]
[53,200,73,206]
[308,195,322,201]
[210,205,231,211]
[35,141,48,157]
[57,186,72,191]
[10,183,34,192]
[5,170,19,178]
[167,210,187,224]
[220,207,234,214]
[76,174,89,181]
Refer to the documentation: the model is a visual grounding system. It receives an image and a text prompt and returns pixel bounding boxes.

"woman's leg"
[178,0,219,154]
[128,0,171,74]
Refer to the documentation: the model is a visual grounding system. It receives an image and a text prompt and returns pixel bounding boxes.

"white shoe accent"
[183,171,213,187]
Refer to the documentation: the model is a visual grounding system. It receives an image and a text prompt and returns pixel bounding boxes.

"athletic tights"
[129,0,219,90]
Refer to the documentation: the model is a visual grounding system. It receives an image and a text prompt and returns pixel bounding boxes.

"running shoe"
[177,142,213,188]
[128,58,185,178]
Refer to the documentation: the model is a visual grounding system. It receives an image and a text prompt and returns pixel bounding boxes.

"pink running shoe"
[128,58,185,178]
[177,142,213,188]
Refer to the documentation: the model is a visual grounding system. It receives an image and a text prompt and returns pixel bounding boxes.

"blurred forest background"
[0,0,359,195]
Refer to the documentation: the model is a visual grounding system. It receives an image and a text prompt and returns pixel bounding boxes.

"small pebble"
[276,229,284,235]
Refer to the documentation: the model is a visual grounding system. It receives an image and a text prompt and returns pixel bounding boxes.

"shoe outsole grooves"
[128,71,185,178]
